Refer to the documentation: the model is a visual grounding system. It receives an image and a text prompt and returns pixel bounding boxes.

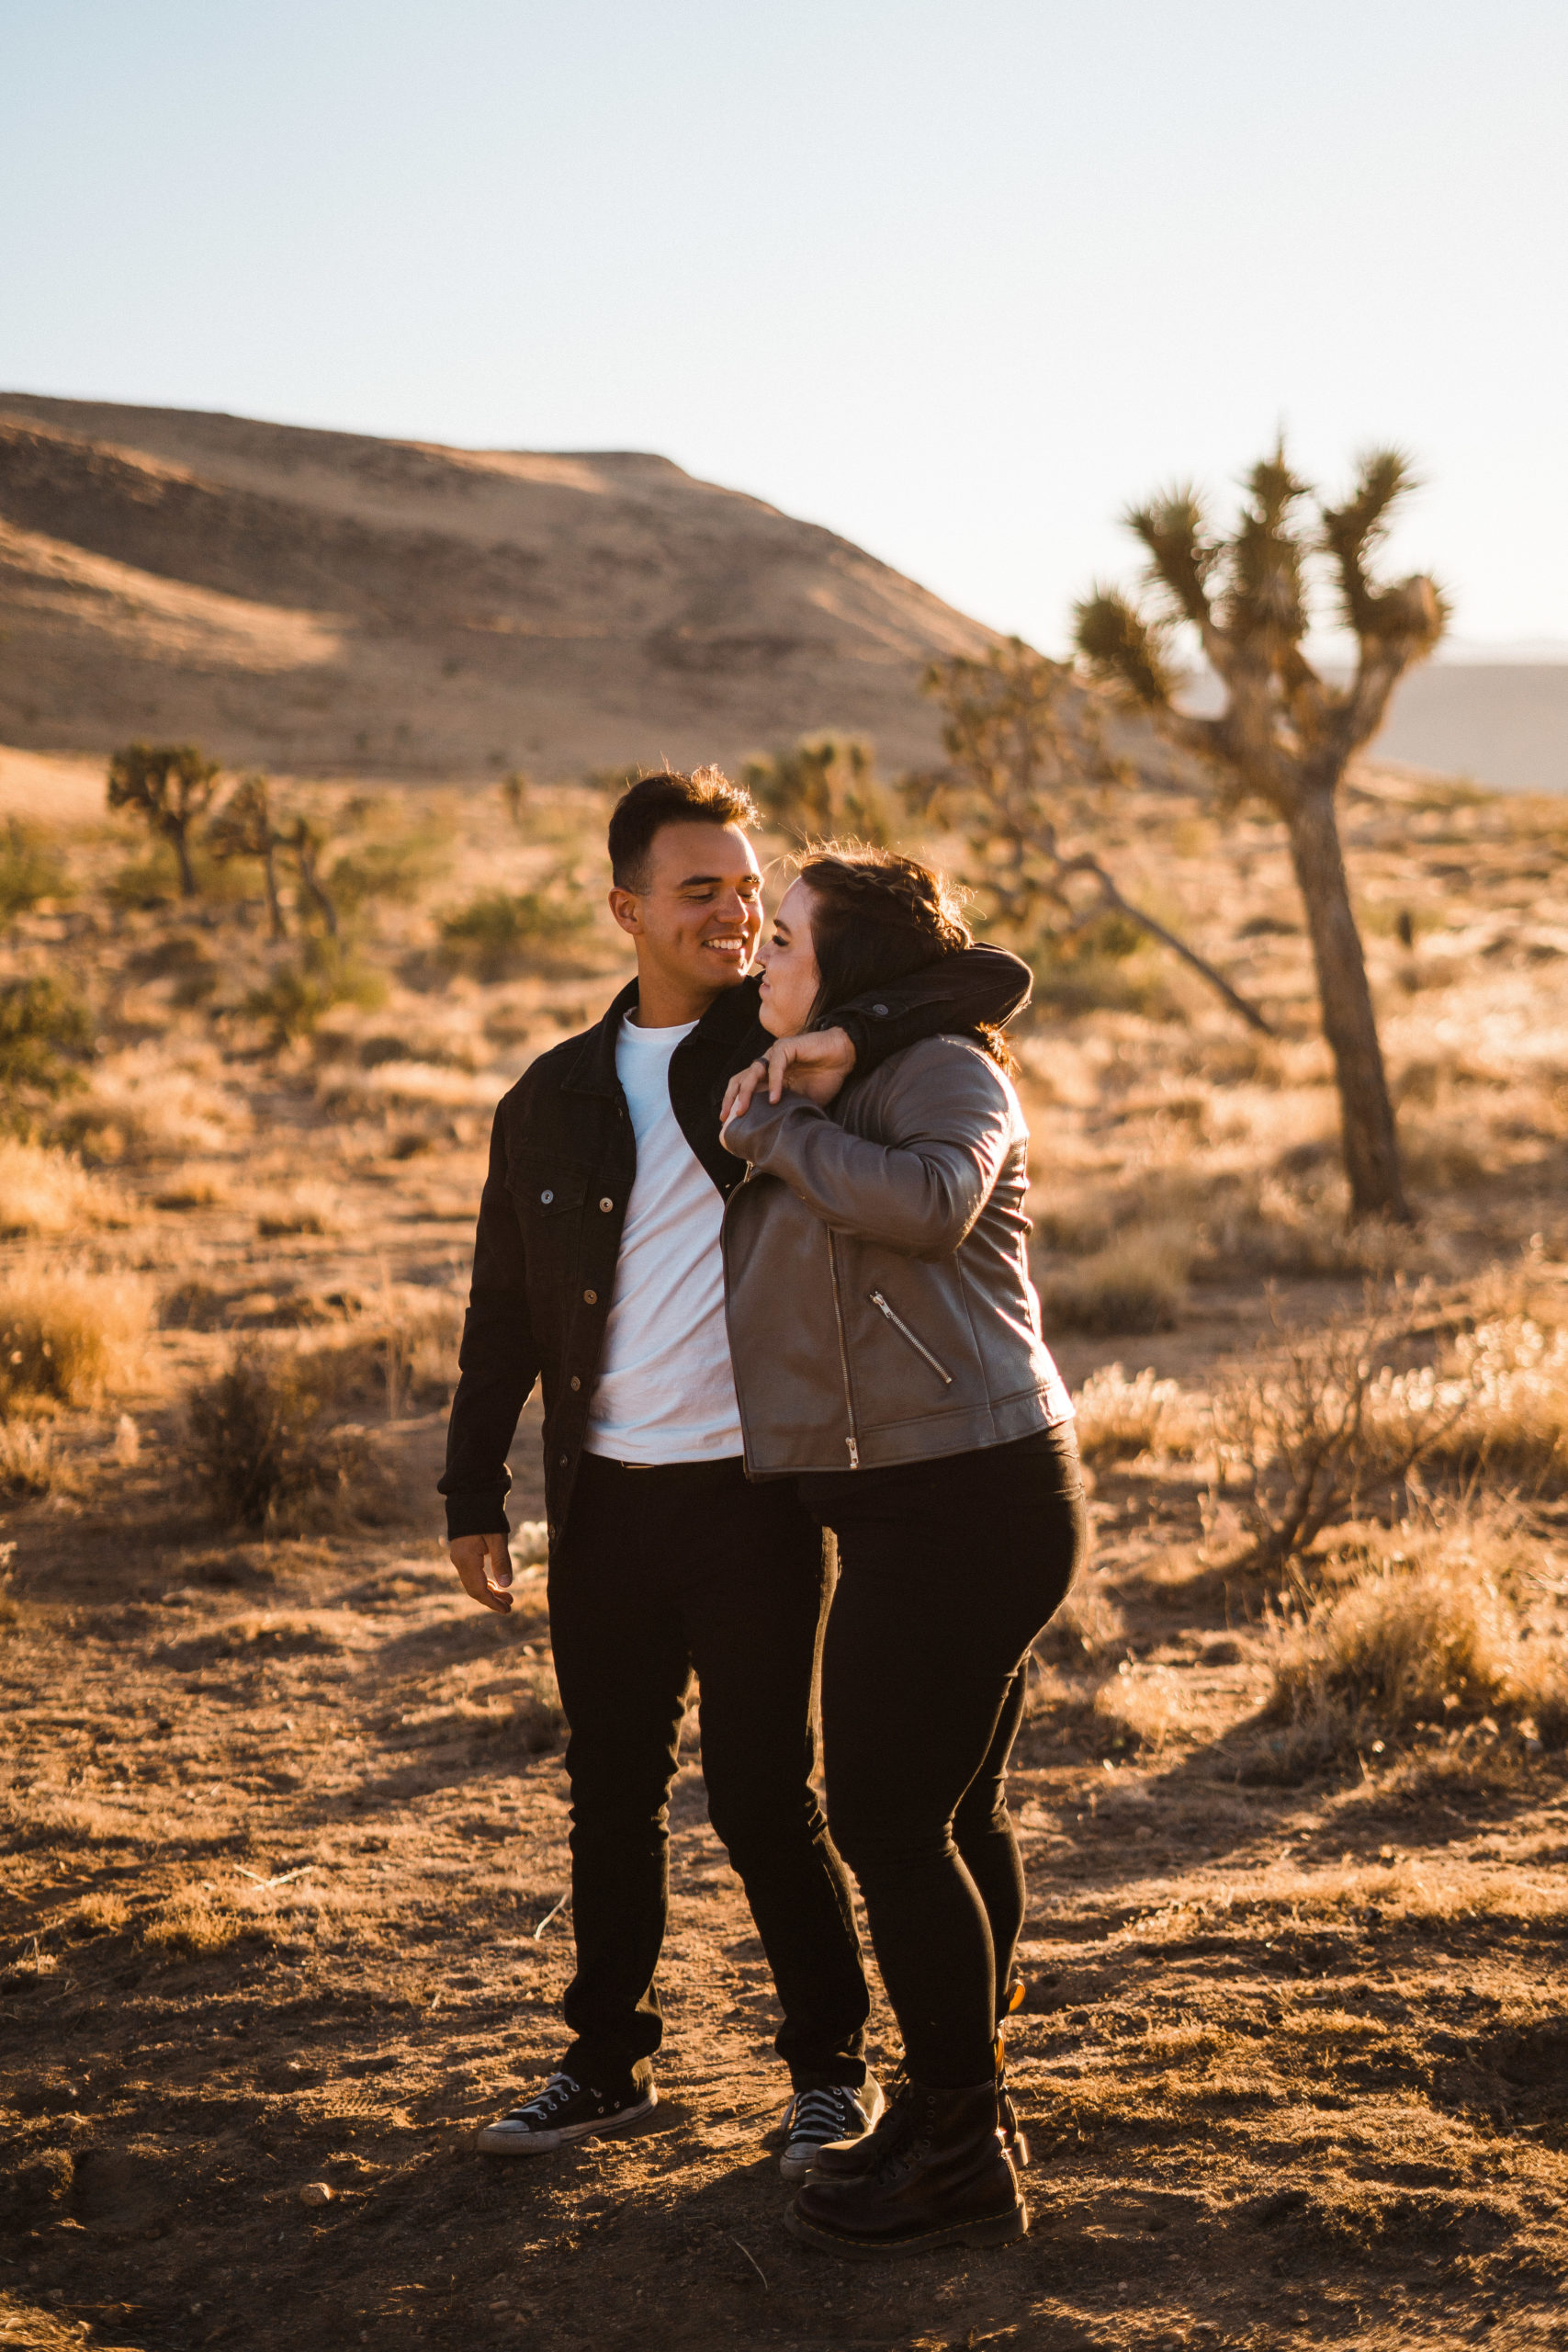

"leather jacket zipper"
[827,1231,861,1468]
[868,1290,954,1385]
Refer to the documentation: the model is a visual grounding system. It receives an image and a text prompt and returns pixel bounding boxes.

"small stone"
[299,2180,334,2207]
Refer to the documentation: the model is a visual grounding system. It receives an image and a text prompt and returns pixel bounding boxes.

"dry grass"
[1041,1222,1190,1336]
[0,1421,74,1498]
[1207,1283,1483,1563]
[0,1257,152,1411]
[1257,1509,1568,1774]
[309,1287,464,1417]
[0,1138,127,1237]
[186,1346,377,1532]
[1073,1363,1203,1465]
[254,1182,340,1238]
[54,1048,247,1163]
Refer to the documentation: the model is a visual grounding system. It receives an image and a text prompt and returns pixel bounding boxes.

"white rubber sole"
[477,2086,657,2155]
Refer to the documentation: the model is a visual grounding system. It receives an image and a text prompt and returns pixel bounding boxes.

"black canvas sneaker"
[477,2071,656,2155]
[778,2076,885,2183]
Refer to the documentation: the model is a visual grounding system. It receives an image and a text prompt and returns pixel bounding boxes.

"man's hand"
[450,1532,514,1613]
[721,1025,856,1124]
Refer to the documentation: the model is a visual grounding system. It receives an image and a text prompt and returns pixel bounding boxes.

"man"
[442,767,1029,2174]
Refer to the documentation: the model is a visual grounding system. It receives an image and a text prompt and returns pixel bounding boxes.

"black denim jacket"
[439,947,1032,1544]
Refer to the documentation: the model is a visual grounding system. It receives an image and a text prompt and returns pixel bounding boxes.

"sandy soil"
[4,762,1568,2349]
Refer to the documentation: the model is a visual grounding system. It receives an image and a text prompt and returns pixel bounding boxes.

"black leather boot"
[785,2077,1026,2257]
[813,2048,1032,2177]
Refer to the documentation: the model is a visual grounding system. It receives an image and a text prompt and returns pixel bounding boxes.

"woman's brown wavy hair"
[795,844,1014,1069]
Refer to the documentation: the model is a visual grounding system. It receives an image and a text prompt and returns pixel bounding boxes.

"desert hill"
[0,393,998,781]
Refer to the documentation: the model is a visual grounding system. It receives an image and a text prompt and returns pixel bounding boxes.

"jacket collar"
[559,974,761,1098]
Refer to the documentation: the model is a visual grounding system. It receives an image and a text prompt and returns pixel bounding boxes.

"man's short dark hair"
[607,767,759,890]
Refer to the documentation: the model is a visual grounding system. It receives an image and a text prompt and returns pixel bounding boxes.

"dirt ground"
[5,763,1568,2350]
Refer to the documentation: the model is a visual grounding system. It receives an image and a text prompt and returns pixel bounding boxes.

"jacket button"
[583,1289,597,1305]
[599,1196,613,1213]
[540,1189,554,1204]
[570,1375,581,1392]
[872,1003,889,1017]
[558,1453,569,1466]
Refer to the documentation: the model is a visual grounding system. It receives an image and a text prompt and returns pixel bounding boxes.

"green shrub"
[0,977,94,1109]
[0,821,73,926]
[439,879,596,980]
[243,942,387,1048]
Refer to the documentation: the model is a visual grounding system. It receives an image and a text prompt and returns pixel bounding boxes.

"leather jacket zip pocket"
[868,1290,953,1386]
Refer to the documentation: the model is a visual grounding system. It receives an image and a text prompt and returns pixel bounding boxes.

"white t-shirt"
[582,1015,745,1465]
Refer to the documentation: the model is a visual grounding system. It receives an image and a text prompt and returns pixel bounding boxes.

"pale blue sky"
[3,0,1564,653]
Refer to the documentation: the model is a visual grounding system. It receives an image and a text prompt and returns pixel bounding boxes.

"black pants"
[547,1452,869,2093]
[799,1423,1087,2088]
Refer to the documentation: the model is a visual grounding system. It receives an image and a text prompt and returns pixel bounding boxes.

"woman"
[718,846,1085,2259]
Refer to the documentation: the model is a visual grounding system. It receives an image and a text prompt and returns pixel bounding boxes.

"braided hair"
[795,845,1012,1068]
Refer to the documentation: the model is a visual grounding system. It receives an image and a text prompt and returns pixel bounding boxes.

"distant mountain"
[1364,662,1568,794]
[0,395,999,780]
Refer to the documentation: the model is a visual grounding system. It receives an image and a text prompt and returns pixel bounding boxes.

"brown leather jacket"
[719,1035,1073,1476]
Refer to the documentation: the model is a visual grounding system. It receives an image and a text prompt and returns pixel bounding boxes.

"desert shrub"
[243,941,388,1048]
[0,976,93,1111]
[0,1420,71,1497]
[327,820,453,916]
[1259,1512,1564,1770]
[1089,1659,1189,1754]
[1028,915,1179,1022]
[0,820,73,926]
[52,1050,244,1163]
[1034,1567,1126,1668]
[127,929,220,1005]
[1425,1316,1568,1491]
[439,878,597,981]
[1073,1363,1202,1464]
[254,1182,338,1238]
[1189,1170,1398,1282]
[740,734,895,847]
[1208,1286,1480,1564]
[0,1139,126,1236]
[186,1346,374,1531]
[1042,1224,1190,1335]
[0,1260,152,1411]
[152,1169,228,1211]
[309,1288,463,1417]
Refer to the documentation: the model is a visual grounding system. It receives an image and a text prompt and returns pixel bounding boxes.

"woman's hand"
[722,1026,857,1124]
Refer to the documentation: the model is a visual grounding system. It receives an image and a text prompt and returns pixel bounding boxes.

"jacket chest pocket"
[506,1158,591,1228]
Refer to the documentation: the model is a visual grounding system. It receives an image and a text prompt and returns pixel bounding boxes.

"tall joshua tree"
[1075,447,1447,1224]
[107,741,221,898]
[209,773,288,938]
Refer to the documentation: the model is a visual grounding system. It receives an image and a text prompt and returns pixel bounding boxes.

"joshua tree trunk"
[261,842,287,939]
[1284,776,1411,1224]
[171,821,198,898]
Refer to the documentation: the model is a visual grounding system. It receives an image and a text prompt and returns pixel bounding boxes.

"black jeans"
[799,1423,1087,2088]
[547,1452,869,2093]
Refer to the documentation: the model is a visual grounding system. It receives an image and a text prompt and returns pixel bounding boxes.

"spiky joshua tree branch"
[1075,446,1448,1223]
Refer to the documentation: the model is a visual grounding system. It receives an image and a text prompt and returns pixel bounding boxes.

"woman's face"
[756,877,822,1037]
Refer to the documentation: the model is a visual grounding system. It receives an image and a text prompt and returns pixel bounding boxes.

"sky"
[3,0,1565,657]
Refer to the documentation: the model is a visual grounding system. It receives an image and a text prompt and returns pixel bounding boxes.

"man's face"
[608,821,763,1012]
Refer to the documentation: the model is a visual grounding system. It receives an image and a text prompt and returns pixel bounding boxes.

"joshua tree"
[107,741,221,897]
[208,773,288,938]
[912,639,1273,1034]
[740,734,896,848]
[278,810,341,938]
[1076,447,1447,1223]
